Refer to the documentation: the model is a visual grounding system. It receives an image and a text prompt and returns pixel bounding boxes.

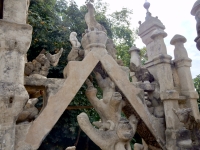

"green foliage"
[109,8,137,66]
[140,47,147,65]
[194,75,200,109]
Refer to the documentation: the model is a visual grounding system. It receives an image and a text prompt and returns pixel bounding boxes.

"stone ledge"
[160,90,179,100]
[134,82,156,92]
[174,58,192,68]
[144,54,172,68]
[24,76,65,87]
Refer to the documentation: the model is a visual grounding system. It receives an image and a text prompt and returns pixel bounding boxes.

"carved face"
[117,119,134,141]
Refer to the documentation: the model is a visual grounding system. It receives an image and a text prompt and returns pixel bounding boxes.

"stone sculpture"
[17,98,39,124]
[69,32,81,48]
[25,48,63,78]
[130,62,154,82]
[78,113,138,150]
[85,1,107,33]
[77,72,138,150]
[67,32,84,61]
[0,0,200,149]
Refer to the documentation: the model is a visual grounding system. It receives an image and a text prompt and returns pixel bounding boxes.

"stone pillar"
[191,0,200,50]
[138,14,165,63]
[129,46,141,67]
[170,34,199,121]
[0,0,32,149]
[147,29,180,150]
[139,9,180,147]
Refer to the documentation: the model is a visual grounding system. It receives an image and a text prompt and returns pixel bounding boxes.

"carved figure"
[85,2,107,33]
[70,32,81,48]
[77,113,138,150]
[85,78,125,128]
[17,98,39,124]
[77,72,138,150]
[173,108,200,148]
[130,62,154,82]
[25,48,63,77]
[68,32,84,61]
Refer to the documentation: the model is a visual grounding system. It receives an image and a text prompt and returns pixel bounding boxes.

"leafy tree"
[109,8,137,66]
[194,75,200,109]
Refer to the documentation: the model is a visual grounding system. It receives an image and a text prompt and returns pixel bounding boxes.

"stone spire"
[138,1,165,59]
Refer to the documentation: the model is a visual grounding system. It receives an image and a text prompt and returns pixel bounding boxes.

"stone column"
[149,29,180,128]
[0,0,32,149]
[129,46,141,67]
[140,27,180,149]
[170,35,199,121]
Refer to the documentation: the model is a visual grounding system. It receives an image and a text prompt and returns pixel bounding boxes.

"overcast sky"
[75,0,200,78]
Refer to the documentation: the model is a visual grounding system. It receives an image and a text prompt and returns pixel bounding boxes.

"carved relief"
[25,48,63,78]
[77,72,138,150]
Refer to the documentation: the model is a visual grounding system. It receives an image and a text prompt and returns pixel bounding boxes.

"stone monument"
[0,0,199,150]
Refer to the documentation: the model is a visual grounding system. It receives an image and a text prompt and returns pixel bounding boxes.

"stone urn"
[81,31,107,56]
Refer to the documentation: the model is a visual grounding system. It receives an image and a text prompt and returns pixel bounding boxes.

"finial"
[144,0,152,21]
[144,0,150,12]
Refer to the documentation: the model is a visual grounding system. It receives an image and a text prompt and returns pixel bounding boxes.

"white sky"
[75,0,200,78]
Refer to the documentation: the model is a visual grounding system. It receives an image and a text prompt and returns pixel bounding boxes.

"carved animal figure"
[77,113,137,150]
[70,32,81,48]
[68,32,84,61]
[17,98,39,124]
[78,74,138,150]
[85,2,106,33]
[85,78,125,129]
[25,48,63,77]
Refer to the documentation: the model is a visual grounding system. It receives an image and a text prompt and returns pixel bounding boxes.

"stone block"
[3,0,29,24]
